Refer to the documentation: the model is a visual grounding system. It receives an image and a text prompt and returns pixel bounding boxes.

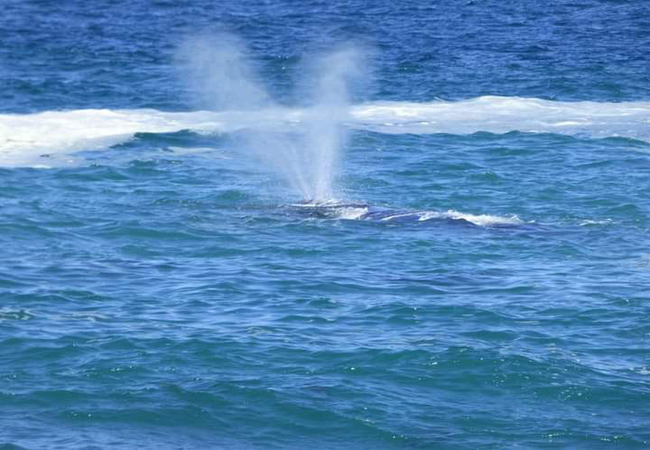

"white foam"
[1,96,649,167]
[579,219,614,226]
[418,210,523,226]
[350,96,650,140]
[292,201,522,226]
[379,212,420,222]
[0,109,218,167]
[0,108,290,167]
[334,206,370,220]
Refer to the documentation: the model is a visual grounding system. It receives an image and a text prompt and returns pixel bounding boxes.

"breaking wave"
[1,96,649,167]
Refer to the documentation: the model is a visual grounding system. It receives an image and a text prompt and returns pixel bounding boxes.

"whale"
[287,201,524,227]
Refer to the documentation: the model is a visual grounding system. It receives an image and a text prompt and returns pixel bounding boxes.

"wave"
[352,96,650,140]
[1,96,649,167]
[0,109,229,167]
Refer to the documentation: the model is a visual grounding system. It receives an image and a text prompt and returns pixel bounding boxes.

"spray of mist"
[176,33,366,203]
[176,33,270,111]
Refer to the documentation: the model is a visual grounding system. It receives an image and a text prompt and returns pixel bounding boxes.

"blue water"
[2,1,650,449]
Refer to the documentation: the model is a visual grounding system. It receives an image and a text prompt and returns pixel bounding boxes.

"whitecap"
[2,96,649,167]
[579,219,614,226]
[350,96,650,141]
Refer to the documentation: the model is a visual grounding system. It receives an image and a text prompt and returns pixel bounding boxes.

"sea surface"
[1,1,650,449]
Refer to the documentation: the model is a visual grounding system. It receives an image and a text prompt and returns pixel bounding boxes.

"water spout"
[176,34,365,203]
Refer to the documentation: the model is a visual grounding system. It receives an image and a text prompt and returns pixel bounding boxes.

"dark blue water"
[1,1,650,448]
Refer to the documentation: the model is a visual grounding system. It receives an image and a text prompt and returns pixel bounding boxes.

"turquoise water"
[1,1,650,448]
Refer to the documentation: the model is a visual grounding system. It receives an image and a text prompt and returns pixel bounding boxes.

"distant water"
[1,1,650,449]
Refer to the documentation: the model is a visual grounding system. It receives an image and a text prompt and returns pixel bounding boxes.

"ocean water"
[1,1,650,449]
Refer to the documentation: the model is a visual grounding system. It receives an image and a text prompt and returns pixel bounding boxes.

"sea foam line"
[1,96,649,167]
